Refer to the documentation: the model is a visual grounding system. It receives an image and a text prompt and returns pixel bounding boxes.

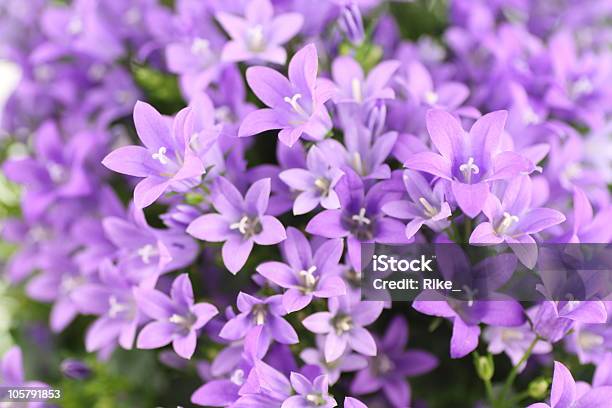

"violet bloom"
[219,292,298,353]
[279,145,344,215]
[302,294,384,362]
[3,121,94,221]
[533,301,608,343]
[135,274,218,359]
[382,169,452,240]
[238,43,335,147]
[484,307,552,371]
[306,168,409,268]
[186,177,286,274]
[565,322,612,364]
[300,335,368,385]
[102,101,210,208]
[71,261,143,354]
[527,361,612,408]
[404,109,533,217]
[216,0,303,65]
[470,176,566,268]
[283,372,337,408]
[331,55,399,105]
[257,227,346,313]
[351,317,438,408]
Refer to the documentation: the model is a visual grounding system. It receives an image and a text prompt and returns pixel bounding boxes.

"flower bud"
[60,359,92,380]
[474,353,494,381]
[528,377,549,399]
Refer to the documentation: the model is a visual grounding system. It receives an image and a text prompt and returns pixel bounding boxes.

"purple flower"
[279,145,344,215]
[306,168,409,268]
[470,176,566,268]
[533,301,608,343]
[219,292,298,353]
[216,0,303,65]
[60,359,92,380]
[331,56,399,105]
[257,227,346,313]
[382,169,452,239]
[344,397,368,408]
[238,43,335,146]
[282,372,337,408]
[135,274,218,359]
[350,317,438,408]
[404,109,533,217]
[565,322,612,364]
[527,361,612,408]
[300,335,367,384]
[302,294,383,362]
[186,177,286,274]
[102,101,211,208]
[338,2,365,46]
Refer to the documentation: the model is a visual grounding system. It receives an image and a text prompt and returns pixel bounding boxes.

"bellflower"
[527,361,612,408]
[102,101,211,208]
[256,227,346,313]
[382,169,452,239]
[219,292,298,353]
[238,43,335,146]
[350,317,438,408]
[135,274,218,359]
[306,168,409,268]
[186,177,286,274]
[565,323,612,364]
[216,0,303,65]
[331,55,399,105]
[300,335,368,385]
[282,372,337,408]
[279,145,344,215]
[404,109,533,217]
[470,176,566,268]
[302,294,384,362]
[533,301,608,343]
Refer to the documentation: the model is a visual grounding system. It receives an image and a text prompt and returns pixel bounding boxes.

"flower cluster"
[1,0,611,407]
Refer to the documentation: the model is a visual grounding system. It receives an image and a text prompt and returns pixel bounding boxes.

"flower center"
[459,157,480,184]
[229,215,262,239]
[306,393,326,406]
[351,78,363,103]
[299,266,318,292]
[251,303,268,325]
[67,17,83,35]
[351,207,371,226]
[169,313,196,330]
[47,163,66,183]
[191,37,210,56]
[152,146,169,165]
[419,197,438,218]
[500,328,525,342]
[230,369,245,386]
[578,332,604,350]
[247,24,266,52]
[283,93,308,117]
[137,244,157,264]
[424,90,438,105]
[570,76,593,99]
[314,177,331,196]
[332,314,353,335]
[496,212,519,235]
[108,296,128,318]
[372,353,394,375]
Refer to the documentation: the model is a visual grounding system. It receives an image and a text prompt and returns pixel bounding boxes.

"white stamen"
[124,7,141,25]
[230,369,245,386]
[334,315,353,334]
[48,163,65,183]
[500,328,525,342]
[571,77,593,98]
[306,393,326,405]
[299,266,318,290]
[459,157,480,184]
[462,285,478,307]
[314,177,330,194]
[229,216,249,235]
[418,197,438,218]
[351,152,364,175]
[247,24,266,52]
[496,212,519,235]
[522,107,539,125]
[351,78,363,103]
[424,90,439,105]
[283,93,307,116]
[578,332,604,350]
[351,207,371,225]
[169,314,190,328]
[108,296,127,318]
[67,17,83,35]
[191,37,210,56]
[152,146,169,165]
[137,244,157,264]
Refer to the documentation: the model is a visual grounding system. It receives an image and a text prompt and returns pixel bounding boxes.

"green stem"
[464,218,472,243]
[498,337,539,406]
[484,377,495,405]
